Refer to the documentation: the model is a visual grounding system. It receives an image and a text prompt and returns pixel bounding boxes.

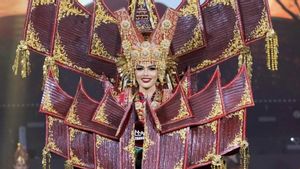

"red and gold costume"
[13,0,278,168]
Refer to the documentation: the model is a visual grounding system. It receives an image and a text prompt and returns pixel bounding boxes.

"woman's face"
[135,62,158,90]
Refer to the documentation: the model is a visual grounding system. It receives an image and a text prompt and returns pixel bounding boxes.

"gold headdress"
[115,8,179,89]
[14,143,28,167]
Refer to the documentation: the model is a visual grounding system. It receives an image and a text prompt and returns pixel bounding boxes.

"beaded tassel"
[238,46,253,79]
[42,146,51,169]
[240,140,250,169]
[265,28,279,71]
[42,57,59,89]
[211,155,227,169]
[12,40,31,78]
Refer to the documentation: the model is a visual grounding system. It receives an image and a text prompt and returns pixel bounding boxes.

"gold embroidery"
[175,26,203,56]
[96,135,109,148]
[207,91,223,119]
[53,33,101,79]
[66,100,82,125]
[94,0,117,27]
[42,89,59,114]
[32,0,55,9]
[94,101,110,125]
[58,0,88,21]
[69,128,87,166]
[172,96,189,121]
[26,22,48,53]
[47,116,63,153]
[145,0,158,28]
[250,8,269,40]
[91,33,116,62]
[142,124,154,160]
[234,82,252,109]
[207,0,237,12]
[191,22,243,72]
[174,158,184,169]
[176,0,204,56]
[123,127,136,167]
[198,120,218,134]
[226,110,244,149]
[167,128,187,144]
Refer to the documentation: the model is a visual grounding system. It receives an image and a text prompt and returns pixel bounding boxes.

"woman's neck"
[139,85,156,100]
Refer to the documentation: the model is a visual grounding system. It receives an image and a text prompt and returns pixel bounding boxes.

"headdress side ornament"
[115,8,179,90]
[14,143,29,166]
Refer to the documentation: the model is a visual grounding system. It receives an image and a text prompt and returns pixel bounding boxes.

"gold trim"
[58,0,88,21]
[42,89,59,114]
[69,128,87,167]
[91,33,116,62]
[191,22,243,72]
[234,82,252,109]
[53,33,100,79]
[142,124,154,160]
[179,0,198,17]
[123,127,136,167]
[174,158,184,169]
[94,101,111,125]
[172,96,189,121]
[250,8,269,40]
[226,110,244,149]
[26,21,48,53]
[167,128,187,144]
[207,0,237,12]
[32,0,55,9]
[181,77,189,96]
[175,26,203,56]
[47,116,63,153]
[66,100,82,125]
[94,0,117,28]
[145,0,158,29]
[96,134,110,149]
[207,90,223,119]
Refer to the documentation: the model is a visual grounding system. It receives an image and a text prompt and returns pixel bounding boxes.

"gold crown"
[115,8,179,89]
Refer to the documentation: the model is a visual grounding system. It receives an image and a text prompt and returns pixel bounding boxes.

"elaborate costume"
[13,0,278,168]
[14,143,29,169]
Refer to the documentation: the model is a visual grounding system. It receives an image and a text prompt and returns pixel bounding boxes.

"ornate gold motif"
[32,0,55,9]
[234,82,252,110]
[145,0,158,28]
[42,89,59,114]
[191,22,243,72]
[250,8,269,39]
[94,0,117,28]
[167,128,187,144]
[265,29,279,71]
[198,120,218,134]
[179,0,198,17]
[174,158,184,169]
[142,124,154,160]
[66,100,82,125]
[181,77,189,96]
[69,128,87,166]
[53,33,100,79]
[172,96,189,121]
[26,21,48,53]
[91,33,116,62]
[47,116,63,153]
[58,0,88,21]
[207,0,237,12]
[226,110,244,149]
[175,26,203,56]
[198,151,215,164]
[123,127,136,167]
[96,135,110,149]
[207,91,223,120]
[94,101,111,125]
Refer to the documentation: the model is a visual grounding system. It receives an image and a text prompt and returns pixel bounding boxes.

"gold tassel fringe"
[238,46,253,79]
[211,155,227,169]
[42,57,59,89]
[12,40,31,78]
[265,29,279,71]
[240,140,250,169]
[64,160,74,169]
[42,146,51,169]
